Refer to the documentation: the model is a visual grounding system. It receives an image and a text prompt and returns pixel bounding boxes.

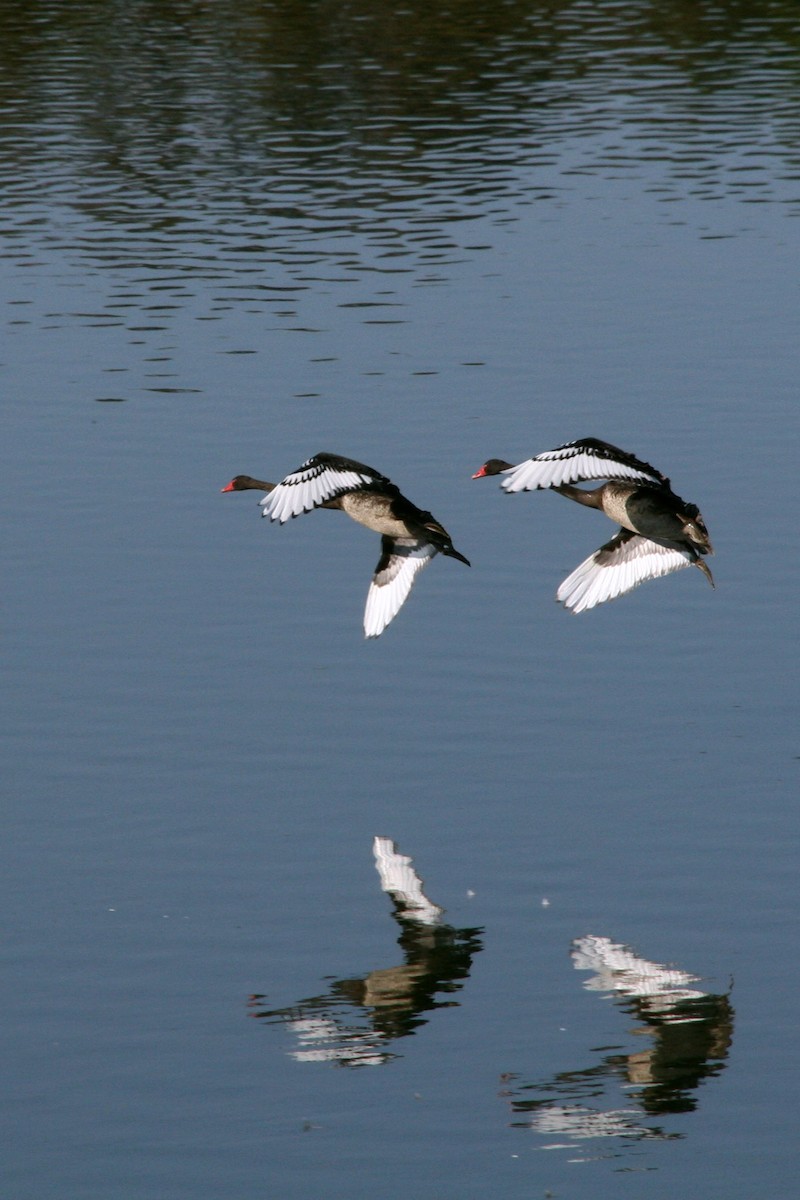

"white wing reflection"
[526,1104,661,1145]
[571,934,708,1012]
[504,934,733,1156]
[372,835,445,926]
[249,838,481,1066]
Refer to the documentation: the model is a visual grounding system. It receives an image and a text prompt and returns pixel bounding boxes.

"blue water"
[2,4,799,1197]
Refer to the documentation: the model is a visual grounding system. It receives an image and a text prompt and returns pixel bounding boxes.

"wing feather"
[363,538,437,638]
[500,438,667,493]
[260,453,385,523]
[556,532,695,613]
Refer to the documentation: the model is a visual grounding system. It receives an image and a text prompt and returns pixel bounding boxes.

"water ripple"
[1,0,798,338]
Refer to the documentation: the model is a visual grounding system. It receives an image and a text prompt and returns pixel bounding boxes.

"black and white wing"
[557,531,696,613]
[261,453,387,523]
[373,837,444,925]
[363,537,437,638]
[500,438,667,493]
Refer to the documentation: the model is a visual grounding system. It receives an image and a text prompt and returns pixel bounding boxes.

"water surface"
[2,3,799,1197]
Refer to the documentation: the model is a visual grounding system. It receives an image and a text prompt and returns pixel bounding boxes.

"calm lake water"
[3,3,799,1197]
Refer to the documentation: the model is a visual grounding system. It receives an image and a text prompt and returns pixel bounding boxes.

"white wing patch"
[556,534,694,613]
[501,443,663,493]
[363,541,437,638]
[261,458,377,523]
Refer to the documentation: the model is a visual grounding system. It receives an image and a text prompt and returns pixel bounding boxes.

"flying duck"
[223,452,470,637]
[473,438,713,613]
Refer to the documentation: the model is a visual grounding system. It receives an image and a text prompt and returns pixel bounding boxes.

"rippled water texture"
[3,1,800,324]
[3,4,799,1199]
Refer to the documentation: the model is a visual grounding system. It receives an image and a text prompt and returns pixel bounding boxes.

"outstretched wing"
[363,537,437,638]
[556,530,696,613]
[261,452,389,523]
[500,438,668,493]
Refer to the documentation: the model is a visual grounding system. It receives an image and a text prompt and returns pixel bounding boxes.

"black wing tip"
[309,451,389,480]
[556,437,669,485]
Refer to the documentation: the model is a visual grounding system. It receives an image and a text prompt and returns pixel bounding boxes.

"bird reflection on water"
[504,935,733,1155]
[248,838,483,1067]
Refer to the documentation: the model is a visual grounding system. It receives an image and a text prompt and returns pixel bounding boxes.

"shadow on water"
[248,838,483,1066]
[504,934,734,1157]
